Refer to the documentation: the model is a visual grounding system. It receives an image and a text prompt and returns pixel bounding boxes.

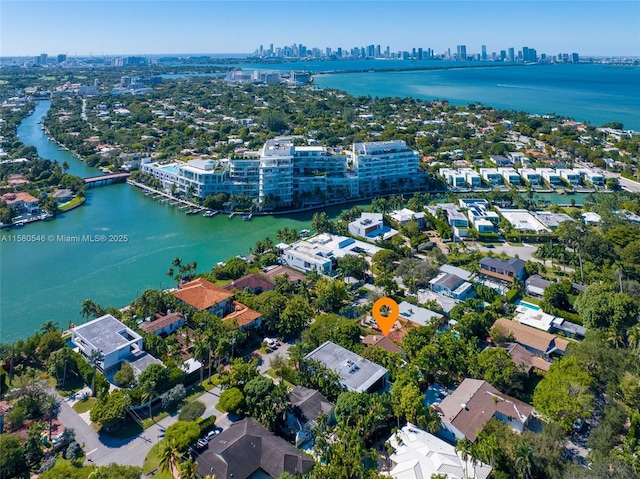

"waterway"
[0,63,626,341]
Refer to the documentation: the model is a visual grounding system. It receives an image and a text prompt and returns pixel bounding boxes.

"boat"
[228,212,235,219]
[242,213,252,221]
[203,210,217,217]
[186,209,198,215]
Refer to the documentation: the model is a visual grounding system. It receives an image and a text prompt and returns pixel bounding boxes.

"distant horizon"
[2,1,639,58]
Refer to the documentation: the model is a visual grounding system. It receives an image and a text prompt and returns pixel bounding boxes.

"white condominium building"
[347,140,419,197]
[142,138,420,208]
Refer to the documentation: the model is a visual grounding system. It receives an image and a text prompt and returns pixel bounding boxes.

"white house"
[386,423,492,479]
[348,212,397,240]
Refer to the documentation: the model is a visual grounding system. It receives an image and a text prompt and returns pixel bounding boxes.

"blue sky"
[1,1,638,57]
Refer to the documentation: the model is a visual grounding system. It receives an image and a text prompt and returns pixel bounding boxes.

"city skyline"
[1,1,639,58]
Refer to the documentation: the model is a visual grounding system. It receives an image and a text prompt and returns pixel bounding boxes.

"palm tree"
[192,339,207,384]
[88,349,104,397]
[627,326,640,352]
[159,439,181,478]
[80,300,106,321]
[288,342,306,371]
[455,437,474,479]
[40,320,59,333]
[179,457,198,479]
[514,439,534,479]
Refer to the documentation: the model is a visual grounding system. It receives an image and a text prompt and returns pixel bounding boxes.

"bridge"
[84,172,131,188]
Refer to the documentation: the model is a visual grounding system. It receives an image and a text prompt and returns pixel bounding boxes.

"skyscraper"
[457,45,467,61]
[481,45,487,61]
[508,47,515,62]
[500,50,507,61]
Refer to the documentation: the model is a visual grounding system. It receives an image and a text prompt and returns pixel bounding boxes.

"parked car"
[205,428,221,441]
[264,338,278,349]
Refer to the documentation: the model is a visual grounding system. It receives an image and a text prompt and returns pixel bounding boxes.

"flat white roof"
[497,208,551,233]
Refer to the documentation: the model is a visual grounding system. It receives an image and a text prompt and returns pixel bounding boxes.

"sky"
[1,1,639,57]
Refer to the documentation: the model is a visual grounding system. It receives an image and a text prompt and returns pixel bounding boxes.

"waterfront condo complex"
[141,137,421,209]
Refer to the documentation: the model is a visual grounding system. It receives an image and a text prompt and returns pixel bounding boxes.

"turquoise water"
[314,63,640,131]
[516,300,541,311]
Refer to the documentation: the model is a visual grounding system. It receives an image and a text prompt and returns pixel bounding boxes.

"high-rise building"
[508,47,515,62]
[418,48,423,60]
[528,48,537,62]
[456,45,467,61]
[500,50,507,61]
[57,53,67,63]
[375,45,381,58]
[481,45,487,61]
[571,53,579,63]
[522,47,529,62]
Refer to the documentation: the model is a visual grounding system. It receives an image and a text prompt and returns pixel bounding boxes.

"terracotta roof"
[172,278,234,311]
[363,335,404,354]
[261,265,306,284]
[223,301,261,327]
[139,312,185,334]
[437,378,534,442]
[1,192,39,204]
[492,318,569,355]
[223,274,274,292]
[503,343,551,373]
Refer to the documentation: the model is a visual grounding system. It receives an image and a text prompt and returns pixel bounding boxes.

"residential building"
[576,168,604,186]
[398,301,444,327]
[497,208,551,234]
[304,341,388,393]
[581,211,602,225]
[537,168,562,186]
[498,167,521,185]
[459,199,499,233]
[287,386,334,446]
[436,378,535,442]
[489,155,514,167]
[389,208,426,228]
[503,343,551,373]
[362,334,404,354]
[533,212,573,230]
[557,168,582,185]
[71,314,162,375]
[172,278,262,329]
[142,138,415,208]
[1,192,40,213]
[479,257,526,281]
[461,168,482,187]
[280,233,381,275]
[348,212,398,240]
[479,168,503,185]
[139,312,185,336]
[223,274,275,294]
[525,275,552,297]
[491,318,569,359]
[429,272,475,300]
[260,264,306,284]
[518,168,541,185]
[509,152,528,166]
[195,418,314,479]
[346,140,420,197]
[387,423,492,479]
[439,168,467,188]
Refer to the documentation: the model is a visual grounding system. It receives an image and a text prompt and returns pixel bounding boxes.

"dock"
[127,179,215,216]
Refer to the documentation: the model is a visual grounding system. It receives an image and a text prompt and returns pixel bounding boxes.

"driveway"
[258,341,292,374]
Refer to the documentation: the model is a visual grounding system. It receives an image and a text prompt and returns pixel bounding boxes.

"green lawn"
[59,196,85,211]
[73,397,96,414]
[143,443,175,478]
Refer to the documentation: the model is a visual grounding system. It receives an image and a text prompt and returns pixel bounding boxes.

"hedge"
[506,289,521,303]
[197,415,217,435]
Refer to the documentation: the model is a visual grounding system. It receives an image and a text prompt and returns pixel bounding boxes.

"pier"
[127,179,215,215]
[84,172,131,188]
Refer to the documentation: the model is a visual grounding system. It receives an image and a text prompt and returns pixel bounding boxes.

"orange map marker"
[372,297,400,336]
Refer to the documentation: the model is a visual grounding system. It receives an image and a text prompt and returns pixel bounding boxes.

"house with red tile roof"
[172,278,261,329]
[1,192,40,213]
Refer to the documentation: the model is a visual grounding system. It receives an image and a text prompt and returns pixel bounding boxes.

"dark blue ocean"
[218,60,639,131]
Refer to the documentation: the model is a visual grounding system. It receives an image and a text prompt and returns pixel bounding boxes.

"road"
[55,383,228,468]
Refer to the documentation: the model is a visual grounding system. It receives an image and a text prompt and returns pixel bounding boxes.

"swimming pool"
[516,300,541,311]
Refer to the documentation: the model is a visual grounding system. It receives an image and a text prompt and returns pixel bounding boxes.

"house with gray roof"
[196,418,314,479]
[479,257,526,282]
[304,341,388,393]
[287,386,334,446]
[71,314,162,375]
[525,274,552,297]
[429,272,475,300]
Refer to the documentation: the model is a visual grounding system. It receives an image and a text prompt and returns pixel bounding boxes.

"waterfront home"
[479,257,526,282]
[496,208,551,234]
[389,208,426,228]
[71,314,162,375]
[195,418,314,479]
[348,212,398,240]
[386,423,492,479]
[479,168,503,185]
[557,168,582,185]
[518,168,541,186]
[533,212,574,230]
[1,192,40,214]
[223,273,275,294]
[498,167,521,185]
[260,264,306,284]
[536,167,562,186]
[576,168,604,186]
[436,378,535,442]
[172,278,262,329]
[52,188,73,203]
[305,341,388,393]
